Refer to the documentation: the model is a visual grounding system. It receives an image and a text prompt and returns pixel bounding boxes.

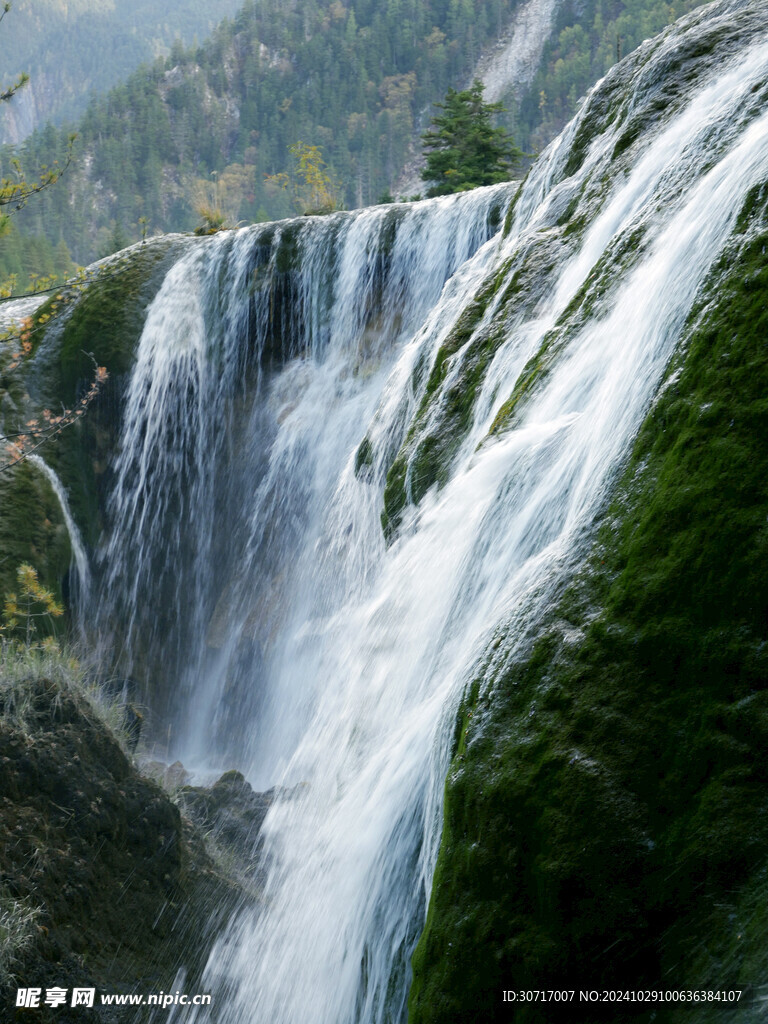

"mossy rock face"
[408,194,768,1021]
[0,463,72,626]
[44,239,185,403]
[379,234,561,542]
[556,2,765,190]
[0,672,249,1022]
[379,271,516,539]
[21,238,187,552]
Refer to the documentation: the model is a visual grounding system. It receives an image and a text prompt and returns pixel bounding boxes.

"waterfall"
[95,184,510,746]
[27,454,91,609]
[88,2,768,1020]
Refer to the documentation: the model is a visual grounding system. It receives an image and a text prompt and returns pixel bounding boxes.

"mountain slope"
[11,0,708,265]
[0,0,245,144]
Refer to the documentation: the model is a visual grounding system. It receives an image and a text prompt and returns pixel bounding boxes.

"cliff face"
[406,11,768,1022]
[0,236,187,607]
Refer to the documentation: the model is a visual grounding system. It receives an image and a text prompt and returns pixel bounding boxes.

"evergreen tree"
[421,78,522,196]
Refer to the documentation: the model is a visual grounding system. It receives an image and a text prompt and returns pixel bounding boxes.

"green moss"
[490,223,650,438]
[561,70,625,180]
[0,463,71,630]
[487,202,502,233]
[555,189,582,228]
[380,297,489,539]
[423,298,488,401]
[452,679,480,759]
[379,207,403,261]
[502,182,524,239]
[612,97,672,161]
[382,321,505,538]
[734,182,768,234]
[274,221,304,275]
[23,240,182,549]
[381,455,408,541]
[409,435,450,505]
[57,245,173,401]
[380,263,525,540]
[489,349,548,435]
[0,240,181,612]
[354,436,374,479]
[409,200,768,1021]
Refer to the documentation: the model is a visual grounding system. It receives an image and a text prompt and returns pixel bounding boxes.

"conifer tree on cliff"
[421,79,522,197]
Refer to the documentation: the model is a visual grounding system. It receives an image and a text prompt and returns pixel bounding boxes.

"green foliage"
[0,0,246,142]
[2,0,714,266]
[0,4,77,286]
[514,0,703,153]
[8,0,526,262]
[0,461,71,619]
[2,0,713,264]
[421,79,522,196]
[193,205,230,235]
[0,140,74,237]
[0,219,76,294]
[98,219,129,258]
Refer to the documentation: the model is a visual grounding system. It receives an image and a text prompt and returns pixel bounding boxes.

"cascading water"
[27,454,91,610]
[95,185,511,753]
[86,1,768,1020]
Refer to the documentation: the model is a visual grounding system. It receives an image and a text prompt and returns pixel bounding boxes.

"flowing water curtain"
[92,186,512,756]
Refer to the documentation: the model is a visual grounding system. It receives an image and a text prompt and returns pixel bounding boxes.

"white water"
[96,185,510,746]
[27,454,91,608]
[90,6,768,1022]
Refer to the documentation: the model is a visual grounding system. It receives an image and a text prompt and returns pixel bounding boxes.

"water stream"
[27,453,91,611]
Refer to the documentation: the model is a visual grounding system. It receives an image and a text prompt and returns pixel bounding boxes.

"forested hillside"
[0,221,75,295]
[0,0,245,144]
[8,0,705,265]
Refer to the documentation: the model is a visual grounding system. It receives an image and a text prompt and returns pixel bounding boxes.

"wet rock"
[0,676,251,1022]
[178,769,277,886]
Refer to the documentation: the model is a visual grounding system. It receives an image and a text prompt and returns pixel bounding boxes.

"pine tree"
[421,78,522,197]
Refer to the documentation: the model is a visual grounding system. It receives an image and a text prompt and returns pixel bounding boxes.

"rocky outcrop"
[0,666,267,1021]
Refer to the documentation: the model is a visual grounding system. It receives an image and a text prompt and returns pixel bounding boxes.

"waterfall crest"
[87,1,768,1020]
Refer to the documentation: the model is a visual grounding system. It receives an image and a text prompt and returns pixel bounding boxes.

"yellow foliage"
[2,564,64,647]
[265,142,342,216]
[188,163,256,233]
